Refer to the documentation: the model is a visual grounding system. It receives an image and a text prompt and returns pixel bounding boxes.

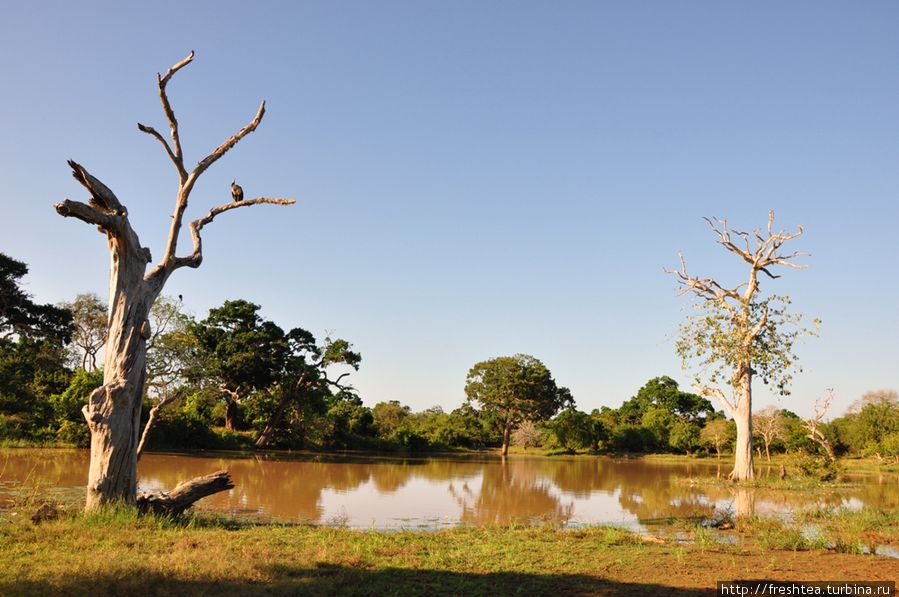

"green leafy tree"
[548,408,593,452]
[699,418,733,458]
[254,334,361,448]
[0,338,71,439]
[465,354,572,456]
[50,368,104,446]
[667,212,818,480]
[1,253,72,344]
[848,390,899,456]
[640,407,675,451]
[324,394,375,448]
[669,419,701,454]
[0,254,74,439]
[372,400,411,438]
[619,376,714,425]
[190,300,293,430]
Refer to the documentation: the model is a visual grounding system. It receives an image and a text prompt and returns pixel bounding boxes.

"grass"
[1,508,897,596]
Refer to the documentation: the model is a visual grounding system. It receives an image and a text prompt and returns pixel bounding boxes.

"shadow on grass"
[1,564,714,596]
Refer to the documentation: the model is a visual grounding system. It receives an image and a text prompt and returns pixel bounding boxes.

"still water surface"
[2,449,897,531]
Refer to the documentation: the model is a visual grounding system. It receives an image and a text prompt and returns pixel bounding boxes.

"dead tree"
[804,390,837,463]
[667,211,815,481]
[55,52,295,510]
[753,406,786,462]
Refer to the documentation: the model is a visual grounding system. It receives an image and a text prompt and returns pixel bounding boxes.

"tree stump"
[136,470,234,517]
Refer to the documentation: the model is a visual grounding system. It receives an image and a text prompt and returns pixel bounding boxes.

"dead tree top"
[55,51,296,292]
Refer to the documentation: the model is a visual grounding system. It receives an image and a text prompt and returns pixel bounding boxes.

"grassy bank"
[1,511,897,596]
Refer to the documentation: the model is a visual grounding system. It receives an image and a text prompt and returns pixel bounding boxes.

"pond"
[2,449,897,531]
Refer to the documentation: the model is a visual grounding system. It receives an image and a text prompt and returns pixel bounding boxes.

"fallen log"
[136,470,234,517]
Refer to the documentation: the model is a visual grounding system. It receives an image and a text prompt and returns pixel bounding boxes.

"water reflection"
[1,449,897,530]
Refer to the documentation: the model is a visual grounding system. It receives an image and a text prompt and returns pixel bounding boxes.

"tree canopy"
[465,354,572,456]
[0,253,72,344]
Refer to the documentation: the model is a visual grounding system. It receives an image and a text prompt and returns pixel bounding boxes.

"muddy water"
[2,449,897,530]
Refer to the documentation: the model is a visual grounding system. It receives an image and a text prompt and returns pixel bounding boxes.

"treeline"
[1,252,897,462]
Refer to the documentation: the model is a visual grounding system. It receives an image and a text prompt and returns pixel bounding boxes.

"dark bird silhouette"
[231,180,244,202]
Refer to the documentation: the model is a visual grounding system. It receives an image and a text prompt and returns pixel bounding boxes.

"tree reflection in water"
[1,449,896,529]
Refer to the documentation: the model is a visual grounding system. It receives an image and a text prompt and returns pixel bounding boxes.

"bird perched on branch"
[231,180,244,202]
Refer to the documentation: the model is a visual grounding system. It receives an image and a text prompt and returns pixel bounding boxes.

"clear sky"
[2,1,897,418]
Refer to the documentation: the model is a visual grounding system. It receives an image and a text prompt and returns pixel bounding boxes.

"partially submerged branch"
[136,470,234,517]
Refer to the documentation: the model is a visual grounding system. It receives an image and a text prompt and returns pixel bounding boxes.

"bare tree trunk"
[256,375,308,448]
[83,257,156,509]
[764,439,771,462]
[730,380,755,481]
[501,421,513,457]
[255,393,291,448]
[224,397,239,431]
[136,394,177,460]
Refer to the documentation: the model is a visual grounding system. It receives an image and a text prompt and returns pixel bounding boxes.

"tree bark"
[730,379,755,481]
[224,396,239,431]
[82,235,157,509]
[501,421,512,457]
[255,392,291,448]
[136,470,234,517]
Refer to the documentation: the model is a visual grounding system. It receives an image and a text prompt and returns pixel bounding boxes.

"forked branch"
[54,199,116,231]
[172,197,296,270]
[693,384,736,417]
[134,52,291,283]
[804,390,837,463]
[67,160,124,214]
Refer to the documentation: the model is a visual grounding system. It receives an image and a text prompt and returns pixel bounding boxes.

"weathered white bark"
[56,52,294,510]
[733,486,755,519]
[731,381,754,480]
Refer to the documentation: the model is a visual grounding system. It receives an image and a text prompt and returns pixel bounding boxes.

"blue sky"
[2,1,897,417]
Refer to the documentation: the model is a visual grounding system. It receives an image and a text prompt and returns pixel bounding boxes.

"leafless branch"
[67,160,124,213]
[137,123,180,174]
[193,101,266,180]
[663,253,742,310]
[327,372,353,392]
[157,99,268,274]
[694,383,736,417]
[166,197,295,272]
[155,50,194,181]
[54,199,116,231]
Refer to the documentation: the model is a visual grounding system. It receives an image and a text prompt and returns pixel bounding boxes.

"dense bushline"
[1,252,896,463]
